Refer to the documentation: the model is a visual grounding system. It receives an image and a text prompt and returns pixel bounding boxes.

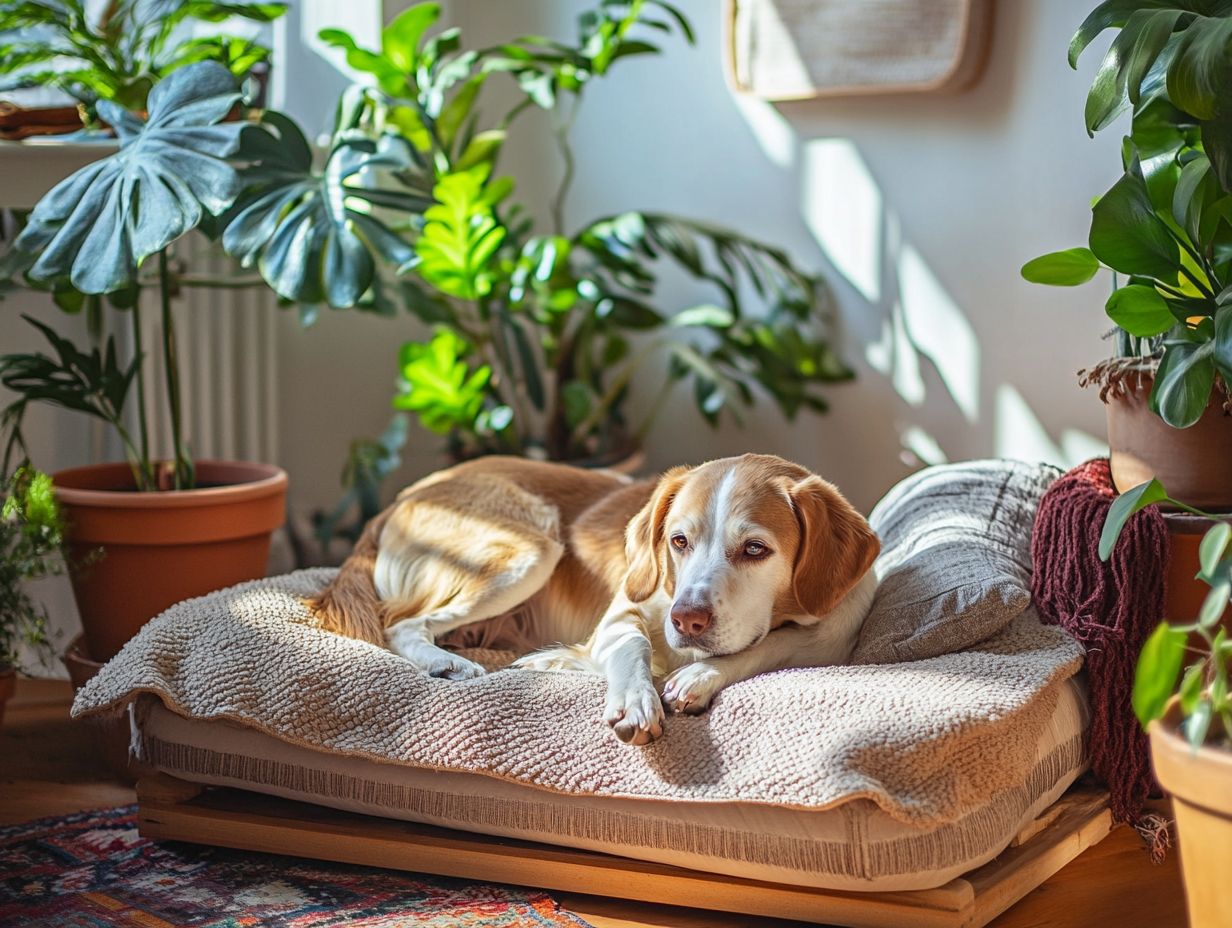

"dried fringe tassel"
[1133,812,1174,865]
[1030,459,1168,829]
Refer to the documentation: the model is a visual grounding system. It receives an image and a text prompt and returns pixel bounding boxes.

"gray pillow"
[851,459,1061,665]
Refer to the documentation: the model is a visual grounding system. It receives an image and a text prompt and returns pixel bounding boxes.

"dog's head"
[623,454,879,657]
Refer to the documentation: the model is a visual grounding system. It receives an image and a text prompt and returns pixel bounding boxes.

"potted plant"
[1101,478,1232,928]
[0,464,62,725]
[0,0,287,135]
[222,1,850,491]
[1021,2,1232,508]
[0,62,287,663]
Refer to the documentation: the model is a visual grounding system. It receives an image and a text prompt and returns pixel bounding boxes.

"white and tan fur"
[311,453,880,745]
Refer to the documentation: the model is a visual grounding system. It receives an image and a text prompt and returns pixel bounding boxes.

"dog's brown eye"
[671,534,688,550]
[744,540,769,558]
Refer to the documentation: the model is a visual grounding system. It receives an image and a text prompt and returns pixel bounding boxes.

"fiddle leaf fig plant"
[0,0,287,119]
[1101,477,1232,749]
[1022,3,1232,429]
[0,61,249,491]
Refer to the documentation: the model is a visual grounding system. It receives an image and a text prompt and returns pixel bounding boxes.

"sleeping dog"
[312,453,880,745]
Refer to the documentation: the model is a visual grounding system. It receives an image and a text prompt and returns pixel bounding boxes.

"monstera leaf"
[4,61,245,293]
[222,112,430,308]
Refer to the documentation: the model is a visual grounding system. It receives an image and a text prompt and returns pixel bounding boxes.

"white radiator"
[122,236,280,467]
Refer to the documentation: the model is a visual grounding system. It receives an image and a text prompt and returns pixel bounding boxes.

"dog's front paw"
[662,661,724,715]
[604,683,665,745]
[413,651,486,680]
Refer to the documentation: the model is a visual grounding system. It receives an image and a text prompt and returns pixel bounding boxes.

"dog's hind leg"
[376,476,565,679]
[383,533,563,679]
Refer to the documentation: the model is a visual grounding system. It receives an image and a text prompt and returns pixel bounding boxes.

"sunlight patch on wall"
[731,94,797,169]
[900,426,948,466]
[803,139,882,303]
[1060,428,1109,465]
[898,244,980,423]
[866,303,926,407]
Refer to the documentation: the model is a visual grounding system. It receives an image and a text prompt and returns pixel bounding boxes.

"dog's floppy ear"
[787,475,880,617]
[624,466,691,603]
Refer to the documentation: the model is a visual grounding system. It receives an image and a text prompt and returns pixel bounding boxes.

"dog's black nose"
[670,602,713,637]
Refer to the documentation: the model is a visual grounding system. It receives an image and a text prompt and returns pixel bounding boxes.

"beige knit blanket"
[73,569,1083,827]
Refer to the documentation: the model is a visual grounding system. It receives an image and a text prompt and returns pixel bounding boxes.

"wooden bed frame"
[136,775,1113,928]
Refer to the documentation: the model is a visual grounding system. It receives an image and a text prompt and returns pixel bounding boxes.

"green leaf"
[1185,698,1213,749]
[1105,284,1176,335]
[1199,576,1231,628]
[414,163,508,300]
[1020,248,1101,285]
[455,129,505,170]
[1214,305,1232,384]
[1180,662,1205,714]
[671,304,735,328]
[1089,168,1183,280]
[1199,522,1232,577]
[382,2,441,72]
[1133,622,1190,728]
[1100,477,1168,561]
[1167,15,1232,121]
[223,115,425,308]
[1150,337,1215,428]
[392,328,490,434]
[9,62,243,293]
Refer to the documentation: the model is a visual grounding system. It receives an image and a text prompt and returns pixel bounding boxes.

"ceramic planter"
[1105,377,1232,510]
[1149,707,1232,928]
[54,460,287,662]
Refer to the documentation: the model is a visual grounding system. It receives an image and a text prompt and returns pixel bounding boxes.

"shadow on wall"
[714,0,1108,500]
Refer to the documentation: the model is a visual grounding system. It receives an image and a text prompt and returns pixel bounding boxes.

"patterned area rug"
[0,805,593,927]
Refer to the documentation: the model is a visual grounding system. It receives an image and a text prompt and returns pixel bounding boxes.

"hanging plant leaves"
[1089,166,1184,280]
[4,61,244,294]
[222,112,432,308]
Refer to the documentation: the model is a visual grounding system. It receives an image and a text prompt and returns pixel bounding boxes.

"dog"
[311,453,880,745]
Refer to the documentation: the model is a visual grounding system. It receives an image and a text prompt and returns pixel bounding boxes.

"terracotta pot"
[0,666,14,728]
[62,635,139,782]
[1164,513,1232,627]
[1105,378,1232,510]
[54,460,287,662]
[1149,706,1232,928]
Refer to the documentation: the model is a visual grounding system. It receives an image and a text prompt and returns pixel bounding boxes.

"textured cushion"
[852,459,1062,665]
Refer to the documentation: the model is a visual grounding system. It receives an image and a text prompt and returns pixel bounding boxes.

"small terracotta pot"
[62,635,138,783]
[1164,513,1232,628]
[1149,706,1232,928]
[1105,378,1232,510]
[54,460,287,662]
[0,667,15,728]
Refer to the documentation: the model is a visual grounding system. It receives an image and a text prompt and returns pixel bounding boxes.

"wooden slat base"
[136,775,1112,928]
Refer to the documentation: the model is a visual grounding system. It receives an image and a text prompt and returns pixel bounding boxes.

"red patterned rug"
[0,805,594,927]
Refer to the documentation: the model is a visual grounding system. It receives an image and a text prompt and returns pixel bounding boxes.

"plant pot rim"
[53,459,287,510]
[1150,703,1232,774]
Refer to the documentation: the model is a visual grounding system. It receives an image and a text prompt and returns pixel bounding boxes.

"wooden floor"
[3,678,1190,928]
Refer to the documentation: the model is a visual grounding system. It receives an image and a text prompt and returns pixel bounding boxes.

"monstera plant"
[0,61,287,663]
[2,61,247,489]
[224,0,850,486]
[1021,2,1232,505]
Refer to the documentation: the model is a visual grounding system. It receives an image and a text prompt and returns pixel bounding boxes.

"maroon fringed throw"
[1030,458,1169,825]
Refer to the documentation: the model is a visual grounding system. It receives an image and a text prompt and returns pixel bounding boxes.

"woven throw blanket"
[73,569,1082,828]
[1031,458,1167,825]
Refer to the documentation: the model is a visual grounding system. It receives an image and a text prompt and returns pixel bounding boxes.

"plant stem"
[129,299,154,491]
[569,338,664,444]
[550,100,579,236]
[158,250,191,490]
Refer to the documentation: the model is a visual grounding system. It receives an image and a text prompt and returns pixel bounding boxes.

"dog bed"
[71,459,1101,922]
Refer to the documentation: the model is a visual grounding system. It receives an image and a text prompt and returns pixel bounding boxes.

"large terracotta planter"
[1105,378,1232,509]
[54,460,287,662]
[1149,708,1232,928]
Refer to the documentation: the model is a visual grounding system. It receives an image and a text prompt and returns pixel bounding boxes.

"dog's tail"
[307,507,393,646]
[512,642,601,674]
